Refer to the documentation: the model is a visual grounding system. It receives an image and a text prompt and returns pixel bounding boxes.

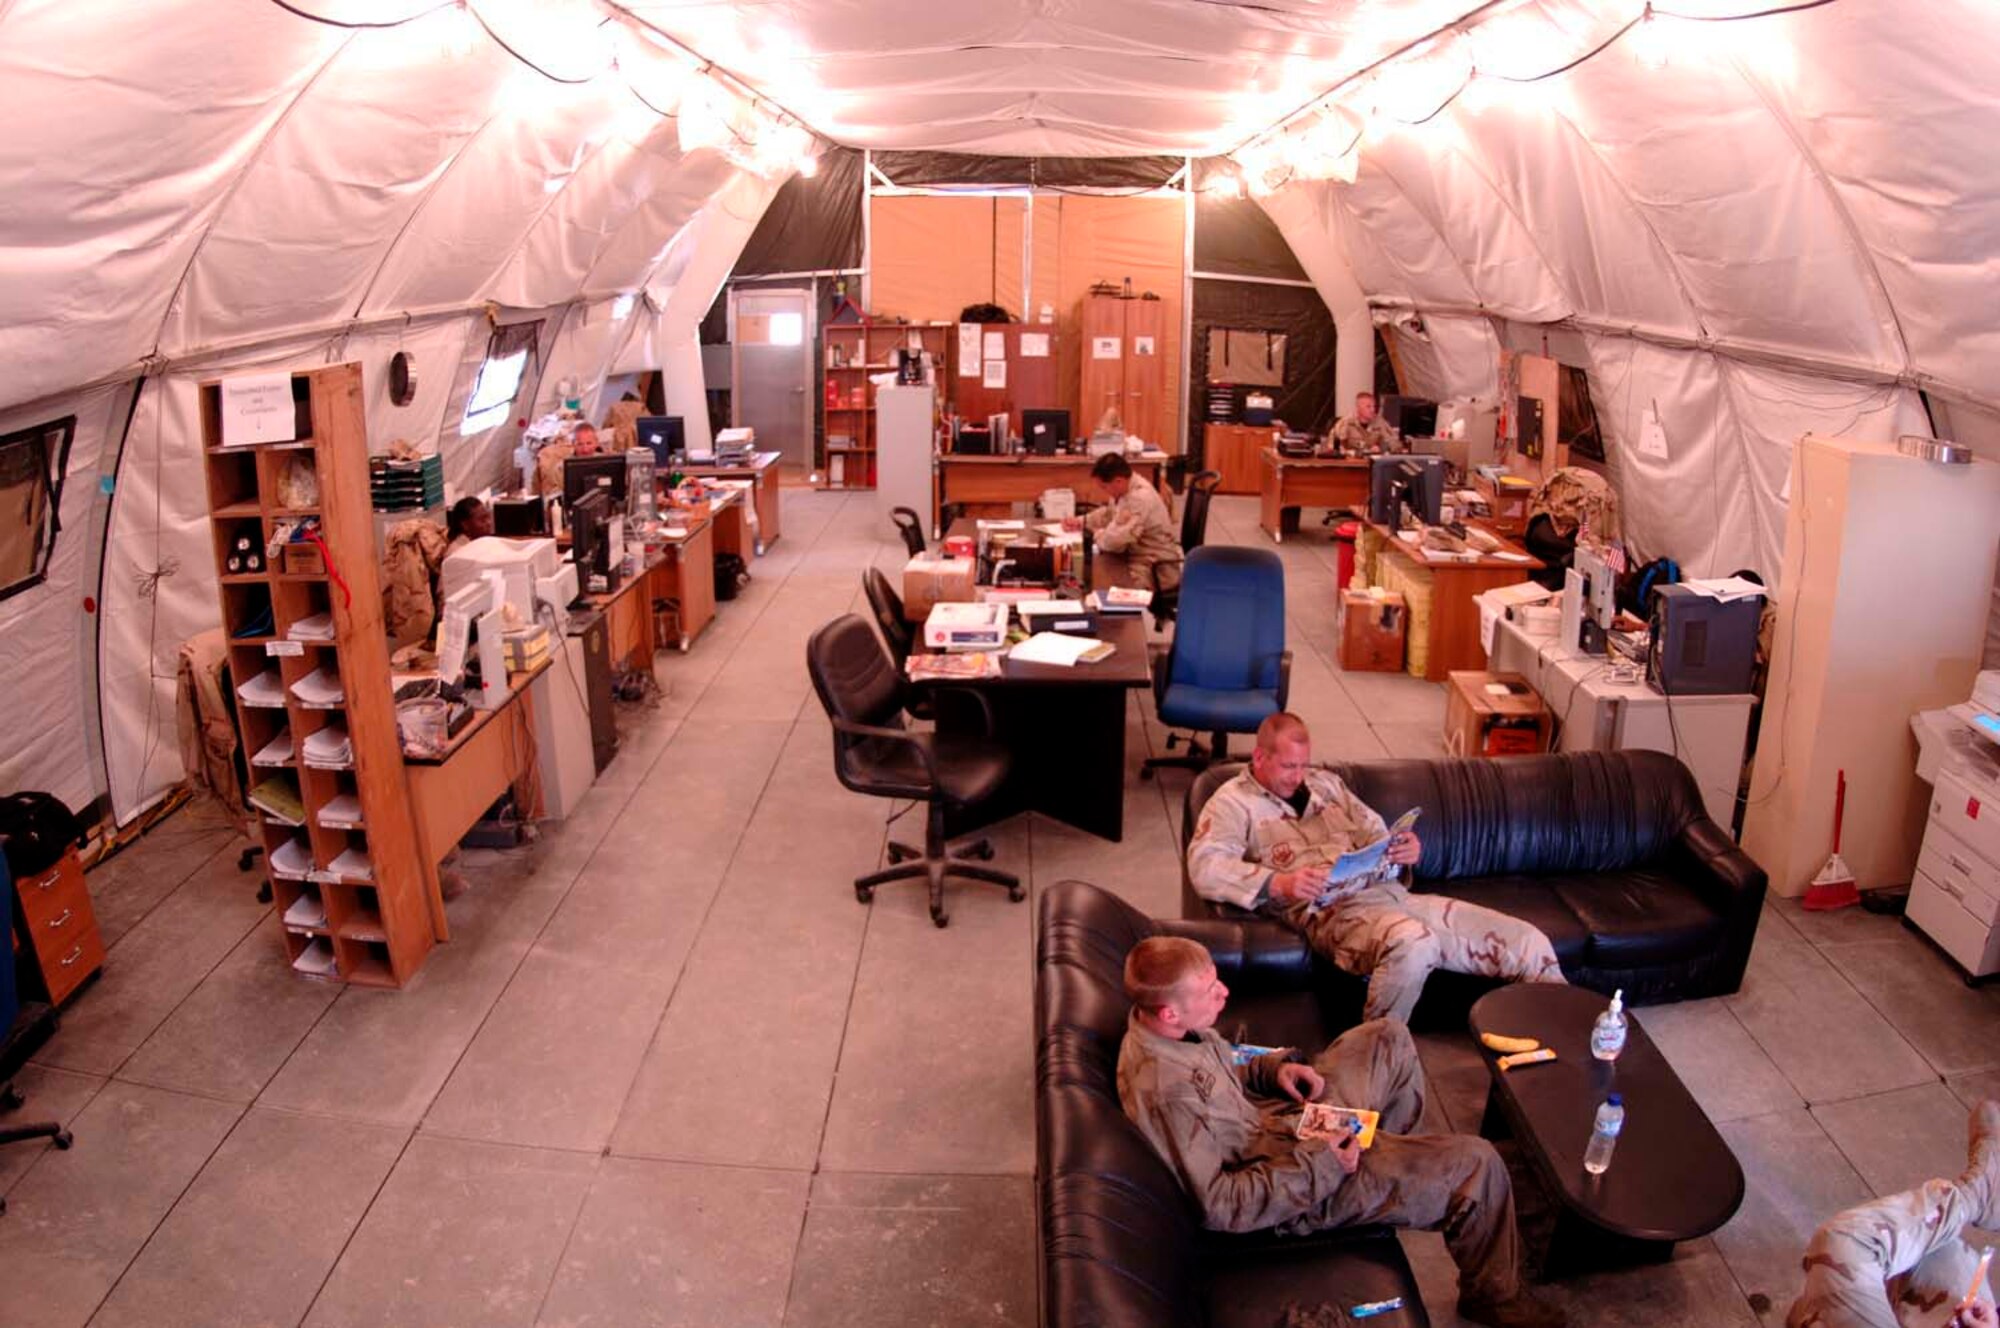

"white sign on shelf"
[957,323,982,376]
[982,330,1006,360]
[983,359,1007,389]
[1092,336,1122,360]
[265,640,306,658]
[220,372,296,446]
[1019,332,1051,359]
[1134,335,1156,356]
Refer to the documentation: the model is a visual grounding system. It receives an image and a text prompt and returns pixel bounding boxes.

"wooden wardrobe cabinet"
[1076,292,1166,447]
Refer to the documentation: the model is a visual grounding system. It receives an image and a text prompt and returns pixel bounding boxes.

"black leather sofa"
[1180,750,1766,1024]
[1036,878,1429,1328]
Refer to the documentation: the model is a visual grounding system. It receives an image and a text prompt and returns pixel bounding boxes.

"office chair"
[1150,469,1220,630]
[1141,545,1291,780]
[890,507,927,558]
[806,614,1023,927]
[860,567,934,721]
[1,858,73,1214]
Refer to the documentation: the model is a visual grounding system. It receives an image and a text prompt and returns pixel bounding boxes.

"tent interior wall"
[5,0,2000,826]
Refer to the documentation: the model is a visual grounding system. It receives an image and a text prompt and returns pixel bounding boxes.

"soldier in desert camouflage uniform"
[1330,391,1399,455]
[1117,935,1566,1328]
[1787,1100,2000,1328]
[1527,466,1621,543]
[1188,713,1566,1024]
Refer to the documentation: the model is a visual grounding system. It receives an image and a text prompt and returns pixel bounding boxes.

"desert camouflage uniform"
[1084,474,1183,593]
[1787,1106,1999,1328]
[1118,1012,1522,1302]
[1188,768,1566,1023]
[1331,414,1399,455]
[1528,466,1621,542]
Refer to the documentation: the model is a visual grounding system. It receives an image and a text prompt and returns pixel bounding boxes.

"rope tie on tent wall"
[134,556,180,600]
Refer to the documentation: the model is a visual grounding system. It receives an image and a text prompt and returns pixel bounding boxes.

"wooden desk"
[935,452,1169,530]
[1365,522,1543,681]
[705,485,753,563]
[1259,450,1370,541]
[1204,423,1277,495]
[681,451,781,553]
[589,551,665,673]
[648,518,716,652]
[403,661,548,941]
[1474,473,1534,537]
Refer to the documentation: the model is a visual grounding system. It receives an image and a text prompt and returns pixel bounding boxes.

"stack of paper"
[237,669,287,708]
[283,891,327,930]
[1085,587,1151,614]
[329,846,374,880]
[248,775,306,825]
[292,938,339,978]
[1680,576,1765,603]
[316,793,364,830]
[302,725,352,770]
[287,611,336,642]
[290,666,345,707]
[1008,633,1116,667]
[269,836,314,880]
[251,729,294,767]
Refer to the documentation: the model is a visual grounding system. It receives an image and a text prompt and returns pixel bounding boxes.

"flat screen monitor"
[1572,544,1617,630]
[636,415,683,466]
[1021,409,1072,456]
[568,486,609,583]
[1382,395,1439,439]
[563,453,627,513]
[1368,454,1445,526]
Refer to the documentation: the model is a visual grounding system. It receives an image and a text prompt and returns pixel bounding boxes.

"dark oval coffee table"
[1469,984,1745,1277]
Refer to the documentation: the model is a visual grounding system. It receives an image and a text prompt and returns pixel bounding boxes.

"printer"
[923,601,1008,652]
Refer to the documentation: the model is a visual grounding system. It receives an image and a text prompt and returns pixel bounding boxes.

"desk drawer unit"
[1931,771,2000,864]
[13,848,106,1004]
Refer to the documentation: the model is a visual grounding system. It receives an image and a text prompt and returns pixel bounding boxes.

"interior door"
[731,286,812,468]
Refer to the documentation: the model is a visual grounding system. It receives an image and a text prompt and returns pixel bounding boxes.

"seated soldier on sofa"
[1187,712,1567,1024]
[1118,935,1565,1328]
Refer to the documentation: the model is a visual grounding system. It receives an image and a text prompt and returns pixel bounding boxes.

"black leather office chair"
[860,568,934,721]
[890,506,927,558]
[806,614,1023,927]
[1151,468,1220,629]
[1,857,72,1213]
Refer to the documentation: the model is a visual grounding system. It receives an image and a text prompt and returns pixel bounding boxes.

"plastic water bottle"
[1590,988,1628,1062]
[1583,1094,1625,1175]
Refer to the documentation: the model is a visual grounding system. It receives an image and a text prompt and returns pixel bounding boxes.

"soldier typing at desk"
[1330,391,1399,455]
[1062,453,1183,594]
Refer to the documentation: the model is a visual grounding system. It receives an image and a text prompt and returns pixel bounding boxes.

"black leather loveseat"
[1181,750,1766,1023]
[1036,878,1429,1328]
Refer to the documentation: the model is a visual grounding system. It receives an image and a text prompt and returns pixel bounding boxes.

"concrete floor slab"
[1712,1109,1873,1325]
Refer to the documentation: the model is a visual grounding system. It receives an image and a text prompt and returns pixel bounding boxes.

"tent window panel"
[1558,364,1605,462]
[460,321,542,436]
[0,415,74,603]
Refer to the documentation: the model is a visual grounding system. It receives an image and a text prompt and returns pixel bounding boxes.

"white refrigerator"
[876,383,935,534]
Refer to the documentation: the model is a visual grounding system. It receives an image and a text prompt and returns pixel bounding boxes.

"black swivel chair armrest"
[830,717,938,783]
[1149,641,1173,708]
[1154,916,1316,991]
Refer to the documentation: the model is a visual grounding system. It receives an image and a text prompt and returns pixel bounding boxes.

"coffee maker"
[895,348,924,385]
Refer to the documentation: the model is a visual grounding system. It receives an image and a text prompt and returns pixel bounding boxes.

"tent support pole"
[1180,157,1194,461]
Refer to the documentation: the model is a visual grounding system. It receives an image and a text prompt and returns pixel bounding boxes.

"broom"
[1803,768,1860,911]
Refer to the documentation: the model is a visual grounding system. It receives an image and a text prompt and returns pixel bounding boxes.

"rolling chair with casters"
[890,506,927,558]
[806,614,1023,927]
[860,567,934,722]
[1150,469,1220,630]
[1,858,74,1215]
[1141,545,1291,780]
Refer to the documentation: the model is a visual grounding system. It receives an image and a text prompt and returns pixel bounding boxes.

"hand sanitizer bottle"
[1590,989,1628,1062]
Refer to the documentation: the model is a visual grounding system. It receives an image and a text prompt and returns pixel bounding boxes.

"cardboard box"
[1444,671,1552,758]
[1338,589,1407,672]
[902,555,976,620]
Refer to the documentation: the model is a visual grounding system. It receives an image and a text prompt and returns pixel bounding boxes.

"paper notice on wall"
[983,359,1007,389]
[221,372,296,446]
[958,323,981,376]
[982,330,1006,361]
[1092,336,1121,360]
[1134,335,1156,356]
[1018,333,1050,358]
[1637,404,1669,461]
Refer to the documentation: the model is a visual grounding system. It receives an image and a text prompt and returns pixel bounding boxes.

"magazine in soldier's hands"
[1296,1103,1380,1149]
[1304,808,1421,914]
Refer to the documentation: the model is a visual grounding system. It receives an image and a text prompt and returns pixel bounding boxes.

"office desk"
[403,661,548,941]
[935,452,1169,530]
[586,551,664,673]
[1487,615,1752,826]
[1365,522,1544,682]
[681,451,781,553]
[1259,450,1370,541]
[649,517,716,651]
[704,484,753,562]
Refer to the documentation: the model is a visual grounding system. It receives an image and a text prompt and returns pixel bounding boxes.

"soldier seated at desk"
[1331,391,1399,455]
[1061,453,1182,594]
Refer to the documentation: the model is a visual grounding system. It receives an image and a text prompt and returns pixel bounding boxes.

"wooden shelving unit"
[200,362,435,987]
[820,322,950,490]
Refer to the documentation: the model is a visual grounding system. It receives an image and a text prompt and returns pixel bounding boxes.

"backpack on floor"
[0,791,84,879]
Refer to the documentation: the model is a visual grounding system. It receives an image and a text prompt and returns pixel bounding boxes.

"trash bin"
[1333,520,1360,591]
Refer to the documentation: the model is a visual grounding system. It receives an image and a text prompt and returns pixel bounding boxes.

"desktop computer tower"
[576,609,619,773]
[1647,584,1761,696]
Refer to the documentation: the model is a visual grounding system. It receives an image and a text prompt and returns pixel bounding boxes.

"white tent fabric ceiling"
[0,0,1993,819]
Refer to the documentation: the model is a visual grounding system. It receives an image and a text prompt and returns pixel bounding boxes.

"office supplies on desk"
[924,601,1009,651]
[1017,601,1096,635]
[1008,633,1114,667]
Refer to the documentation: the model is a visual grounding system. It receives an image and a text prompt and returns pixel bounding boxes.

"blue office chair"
[1141,545,1291,779]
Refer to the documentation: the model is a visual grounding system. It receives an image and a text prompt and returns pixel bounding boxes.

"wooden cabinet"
[11,847,104,1006]
[821,322,951,490]
[1203,423,1275,494]
[200,363,435,986]
[948,322,1064,438]
[1077,293,1167,447]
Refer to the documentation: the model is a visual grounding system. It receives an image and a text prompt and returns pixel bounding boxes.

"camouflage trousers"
[1787,1173,1994,1328]
[1298,1019,1524,1304]
[1299,884,1566,1023]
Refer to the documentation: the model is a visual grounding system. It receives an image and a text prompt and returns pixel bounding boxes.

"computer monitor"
[1367,454,1445,526]
[636,415,683,466]
[568,487,613,595]
[1381,395,1439,439]
[563,453,627,513]
[1572,544,1617,632]
[1021,409,1072,456]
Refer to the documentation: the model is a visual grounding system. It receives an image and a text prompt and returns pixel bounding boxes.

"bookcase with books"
[820,321,950,490]
[201,362,435,987]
